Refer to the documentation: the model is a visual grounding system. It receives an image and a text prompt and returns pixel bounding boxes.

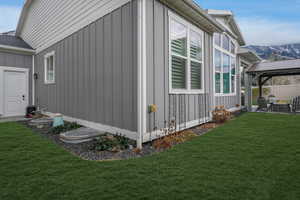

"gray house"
[0,0,258,148]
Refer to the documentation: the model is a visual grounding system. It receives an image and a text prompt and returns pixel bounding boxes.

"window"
[214,33,237,95]
[215,49,221,93]
[169,12,204,93]
[231,57,236,93]
[214,33,221,47]
[223,54,230,94]
[230,41,236,54]
[44,51,55,84]
[222,34,230,51]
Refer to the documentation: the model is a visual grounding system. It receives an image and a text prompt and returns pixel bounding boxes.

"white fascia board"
[208,9,246,46]
[16,0,33,36]
[0,44,35,54]
[207,9,233,16]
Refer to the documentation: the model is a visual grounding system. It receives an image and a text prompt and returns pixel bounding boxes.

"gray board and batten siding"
[34,0,240,141]
[0,51,33,105]
[145,0,215,133]
[35,1,138,133]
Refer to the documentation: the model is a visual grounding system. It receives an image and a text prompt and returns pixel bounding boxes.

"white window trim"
[44,51,55,84]
[168,11,205,94]
[213,32,237,97]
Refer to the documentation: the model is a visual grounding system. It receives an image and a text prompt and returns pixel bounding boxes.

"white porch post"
[245,72,253,112]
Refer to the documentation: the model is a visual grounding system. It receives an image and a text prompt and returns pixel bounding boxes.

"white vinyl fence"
[261,85,300,101]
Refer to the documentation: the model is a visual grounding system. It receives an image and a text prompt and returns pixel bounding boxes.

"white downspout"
[137,0,147,149]
[32,54,35,105]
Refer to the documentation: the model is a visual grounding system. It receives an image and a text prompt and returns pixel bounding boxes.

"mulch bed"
[19,120,216,161]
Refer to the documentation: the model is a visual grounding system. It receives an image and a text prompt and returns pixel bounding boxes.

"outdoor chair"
[292,96,300,113]
[256,97,269,112]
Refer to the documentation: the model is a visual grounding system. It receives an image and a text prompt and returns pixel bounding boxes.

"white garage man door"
[0,67,29,117]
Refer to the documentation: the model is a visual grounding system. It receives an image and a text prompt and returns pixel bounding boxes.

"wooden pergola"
[246,59,300,110]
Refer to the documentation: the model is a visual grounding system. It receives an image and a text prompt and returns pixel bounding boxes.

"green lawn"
[0,113,299,200]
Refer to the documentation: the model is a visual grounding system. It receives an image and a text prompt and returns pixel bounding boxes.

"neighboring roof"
[238,48,262,64]
[248,59,300,73]
[0,34,34,54]
[0,35,33,49]
[207,9,246,46]
[1,31,16,36]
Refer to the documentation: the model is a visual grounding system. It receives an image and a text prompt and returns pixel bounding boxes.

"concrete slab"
[29,118,53,125]
[0,116,29,123]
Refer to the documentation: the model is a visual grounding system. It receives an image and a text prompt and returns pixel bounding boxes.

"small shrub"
[48,122,82,134]
[92,135,119,152]
[212,106,232,124]
[91,134,132,152]
[133,148,142,154]
[153,131,197,150]
[115,134,131,150]
[199,123,217,129]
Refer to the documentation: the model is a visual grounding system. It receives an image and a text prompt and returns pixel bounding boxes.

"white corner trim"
[137,0,147,149]
[0,44,35,54]
[143,117,212,143]
[44,112,138,141]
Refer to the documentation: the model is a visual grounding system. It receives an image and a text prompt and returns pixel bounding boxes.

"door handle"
[22,95,25,101]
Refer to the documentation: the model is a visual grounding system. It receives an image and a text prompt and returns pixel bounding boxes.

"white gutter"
[0,44,35,54]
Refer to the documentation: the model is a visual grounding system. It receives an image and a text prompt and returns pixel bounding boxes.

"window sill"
[44,82,56,85]
[215,93,237,97]
[170,89,205,95]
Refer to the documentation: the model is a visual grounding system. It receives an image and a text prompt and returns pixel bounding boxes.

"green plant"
[48,122,82,134]
[92,135,118,151]
[115,134,131,149]
[91,134,132,152]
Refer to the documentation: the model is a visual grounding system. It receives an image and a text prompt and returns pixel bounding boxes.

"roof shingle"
[0,35,33,50]
[248,59,300,72]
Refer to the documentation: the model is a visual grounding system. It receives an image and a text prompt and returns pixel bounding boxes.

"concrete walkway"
[0,116,29,123]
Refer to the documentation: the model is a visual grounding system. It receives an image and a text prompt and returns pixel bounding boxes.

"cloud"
[0,6,21,33]
[238,17,300,46]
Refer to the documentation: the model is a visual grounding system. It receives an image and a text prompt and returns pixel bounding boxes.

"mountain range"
[246,43,300,61]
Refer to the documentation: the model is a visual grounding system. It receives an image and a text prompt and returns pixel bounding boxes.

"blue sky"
[1,0,300,45]
[196,0,300,45]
